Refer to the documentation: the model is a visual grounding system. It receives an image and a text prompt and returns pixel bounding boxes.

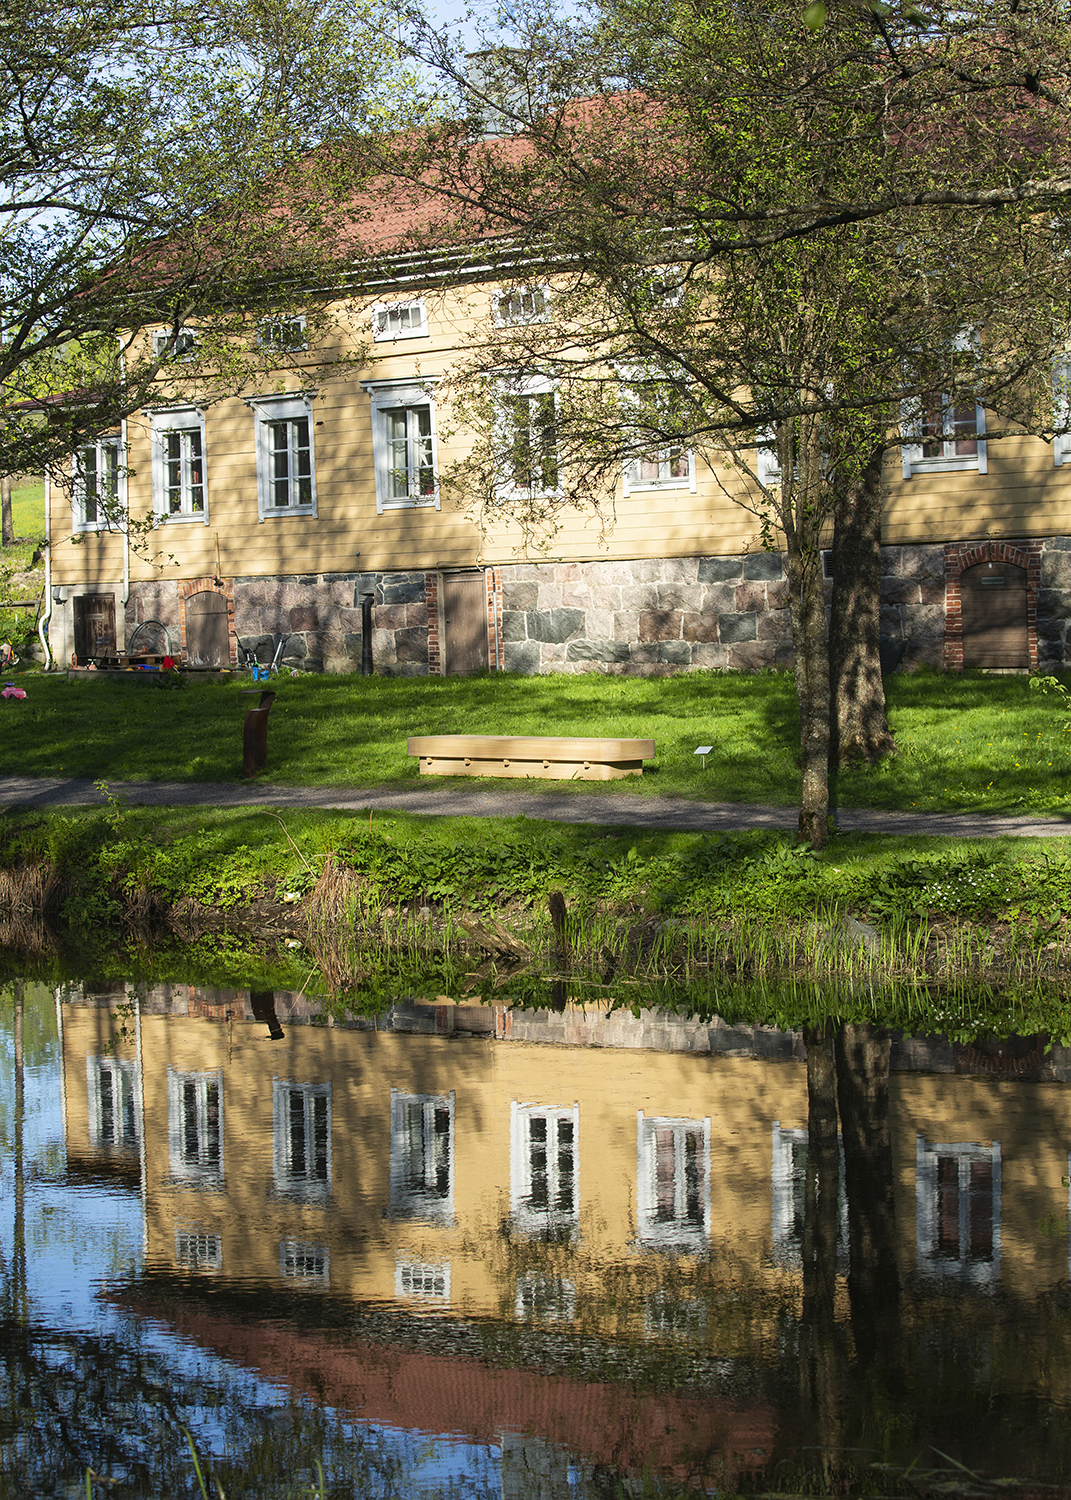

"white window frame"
[497,374,561,500]
[362,377,441,513]
[770,1122,848,1269]
[371,299,428,342]
[389,1088,454,1223]
[618,370,695,495]
[280,1239,330,1285]
[636,1111,711,1252]
[167,1067,223,1186]
[73,436,125,533]
[901,334,988,478]
[510,1101,580,1238]
[149,406,208,525]
[1053,355,1071,466]
[916,1134,1001,1288]
[174,1224,222,1272]
[514,1273,577,1324]
[272,1079,331,1201]
[395,1256,450,1302]
[86,1057,140,1150]
[493,284,551,327]
[246,392,318,521]
[258,315,307,353]
[152,326,199,360]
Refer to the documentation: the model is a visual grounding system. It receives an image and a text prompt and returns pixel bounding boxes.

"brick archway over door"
[944,542,1041,671]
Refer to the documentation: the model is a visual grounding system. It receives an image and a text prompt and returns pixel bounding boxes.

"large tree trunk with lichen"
[828,439,895,769]
[786,529,831,847]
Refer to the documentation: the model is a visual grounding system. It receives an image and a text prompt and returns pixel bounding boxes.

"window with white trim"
[390,1089,454,1222]
[175,1226,222,1272]
[493,285,550,326]
[510,1101,579,1239]
[258,315,307,352]
[150,407,207,523]
[167,1068,223,1186]
[1053,356,1071,466]
[901,336,988,477]
[272,1079,331,1201]
[363,378,441,512]
[395,1256,450,1302]
[280,1240,329,1285]
[770,1122,848,1269]
[637,1112,710,1252]
[247,393,317,520]
[515,1273,576,1324]
[501,378,559,497]
[87,1057,139,1150]
[619,373,694,495]
[152,326,198,360]
[372,299,428,341]
[73,437,123,531]
[916,1135,1001,1287]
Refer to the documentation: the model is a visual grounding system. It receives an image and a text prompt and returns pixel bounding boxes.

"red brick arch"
[943,540,1041,671]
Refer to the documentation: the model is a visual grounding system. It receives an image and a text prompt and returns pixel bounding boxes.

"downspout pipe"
[361,594,374,676]
[37,473,53,669]
[120,413,129,612]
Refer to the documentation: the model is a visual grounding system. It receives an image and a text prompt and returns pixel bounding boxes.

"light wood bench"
[407,734,656,780]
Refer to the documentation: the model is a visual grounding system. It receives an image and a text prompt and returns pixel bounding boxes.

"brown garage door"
[961,561,1029,669]
[184,590,230,668]
[442,572,488,675]
[73,594,116,662]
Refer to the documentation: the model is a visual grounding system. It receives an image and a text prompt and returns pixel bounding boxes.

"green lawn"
[1,666,1069,816]
[8,477,45,539]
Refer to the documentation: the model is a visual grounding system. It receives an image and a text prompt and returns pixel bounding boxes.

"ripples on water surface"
[3,978,1071,1497]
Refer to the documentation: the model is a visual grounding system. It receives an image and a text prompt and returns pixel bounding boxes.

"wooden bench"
[407,734,656,780]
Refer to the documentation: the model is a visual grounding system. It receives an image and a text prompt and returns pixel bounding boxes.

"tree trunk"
[828,441,895,768]
[1,477,12,546]
[786,530,831,847]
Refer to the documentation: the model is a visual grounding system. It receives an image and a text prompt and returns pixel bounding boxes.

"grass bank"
[2,666,1071,815]
[3,805,1071,1034]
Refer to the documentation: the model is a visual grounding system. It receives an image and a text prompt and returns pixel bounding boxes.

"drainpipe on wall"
[361,594,374,676]
[120,413,130,616]
[37,473,53,669]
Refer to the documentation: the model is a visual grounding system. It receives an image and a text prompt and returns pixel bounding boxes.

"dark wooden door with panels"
[960,561,1029,669]
[441,572,489,675]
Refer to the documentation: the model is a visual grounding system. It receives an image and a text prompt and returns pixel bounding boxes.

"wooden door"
[184,590,230,668]
[73,593,116,661]
[961,562,1029,669]
[441,572,489,675]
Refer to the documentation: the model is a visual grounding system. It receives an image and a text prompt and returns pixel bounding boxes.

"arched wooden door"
[184,591,230,668]
[960,561,1029,669]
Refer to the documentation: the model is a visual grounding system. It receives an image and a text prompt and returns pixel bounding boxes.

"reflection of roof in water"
[66,982,1071,1078]
[115,1276,777,1480]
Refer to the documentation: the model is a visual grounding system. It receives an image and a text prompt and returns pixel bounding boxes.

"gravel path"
[1,773,1069,838]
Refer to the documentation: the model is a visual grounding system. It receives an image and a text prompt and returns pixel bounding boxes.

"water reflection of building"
[56,983,1071,1485]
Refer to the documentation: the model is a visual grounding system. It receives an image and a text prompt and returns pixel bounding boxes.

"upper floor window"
[619,372,694,495]
[246,392,317,521]
[73,437,123,532]
[87,1057,139,1151]
[153,326,198,360]
[258,315,307,352]
[636,1112,710,1252]
[916,1135,1001,1288]
[272,1079,331,1201]
[501,378,559,498]
[510,1101,579,1239]
[494,285,550,326]
[150,407,207,524]
[390,1088,454,1222]
[362,378,441,513]
[901,335,988,478]
[167,1068,223,1186]
[372,299,428,342]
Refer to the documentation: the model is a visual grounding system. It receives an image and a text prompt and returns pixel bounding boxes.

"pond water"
[3,978,1071,1497]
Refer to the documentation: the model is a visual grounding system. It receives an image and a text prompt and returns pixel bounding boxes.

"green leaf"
[803,0,827,30]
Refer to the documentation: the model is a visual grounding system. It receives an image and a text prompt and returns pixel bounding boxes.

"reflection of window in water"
[916,1136,1001,1287]
[510,1102,579,1238]
[175,1227,222,1272]
[280,1240,329,1285]
[395,1257,450,1302]
[390,1090,454,1222]
[643,1290,708,1342]
[272,1080,331,1200]
[637,1113,710,1251]
[167,1069,223,1185]
[87,1058,139,1150]
[771,1123,848,1268]
[515,1273,576,1324]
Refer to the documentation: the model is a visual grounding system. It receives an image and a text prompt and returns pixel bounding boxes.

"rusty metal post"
[241,689,276,777]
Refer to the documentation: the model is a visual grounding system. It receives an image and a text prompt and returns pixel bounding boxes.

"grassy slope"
[1,666,1070,816]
